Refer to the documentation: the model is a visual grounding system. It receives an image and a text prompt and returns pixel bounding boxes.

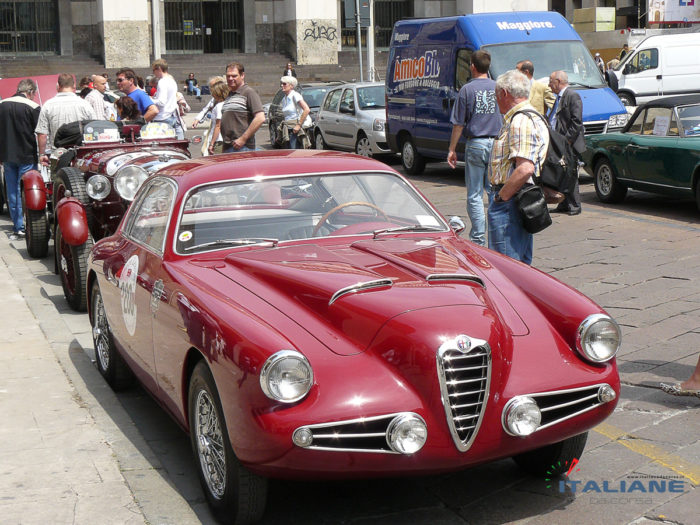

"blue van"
[386,11,628,174]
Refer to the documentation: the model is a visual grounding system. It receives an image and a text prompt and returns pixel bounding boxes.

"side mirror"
[605,70,619,93]
[449,216,466,234]
[623,64,631,75]
[339,102,355,114]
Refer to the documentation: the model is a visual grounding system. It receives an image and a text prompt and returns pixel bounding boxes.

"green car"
[583,94,700,209]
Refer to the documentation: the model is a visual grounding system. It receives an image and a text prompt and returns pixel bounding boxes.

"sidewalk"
[0,220,200,524]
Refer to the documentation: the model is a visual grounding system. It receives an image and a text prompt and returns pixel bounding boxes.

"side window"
[628,49,658,73]
[643,107,673,136]
[455,49,473,90]
[323,89,342,112]
[339,88,355,113]
[626,110,644,134]
[125,178,176,253]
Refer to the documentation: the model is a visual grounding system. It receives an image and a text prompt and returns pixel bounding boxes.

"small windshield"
[485,41,607,88]
[176,172,446,254]
[357,86,386,110]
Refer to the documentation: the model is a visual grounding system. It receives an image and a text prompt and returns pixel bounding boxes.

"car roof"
[328,81,384,89]
[158,150,398,193]
[640,94,700,109]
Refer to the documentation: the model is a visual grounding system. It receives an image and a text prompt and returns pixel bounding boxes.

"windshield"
[357,86,386,110]
[176,172,446,254]
[301,87,333,108]
[485,41,606,88]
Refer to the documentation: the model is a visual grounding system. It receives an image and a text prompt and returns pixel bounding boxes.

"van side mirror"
[605,70,618,93]
[623,64,632,75]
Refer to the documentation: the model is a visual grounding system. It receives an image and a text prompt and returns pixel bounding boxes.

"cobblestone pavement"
[0,136,698,524]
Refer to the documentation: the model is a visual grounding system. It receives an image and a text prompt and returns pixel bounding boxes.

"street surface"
[1,123,699,525]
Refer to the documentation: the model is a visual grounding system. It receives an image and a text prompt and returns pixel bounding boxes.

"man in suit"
[548,70,585,215]
[516,60,555,116]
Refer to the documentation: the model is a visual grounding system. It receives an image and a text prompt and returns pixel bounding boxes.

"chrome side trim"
[426,273,485,288]
[328,278,394,306]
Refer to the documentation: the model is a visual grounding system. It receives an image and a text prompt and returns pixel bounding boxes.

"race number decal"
[119,255,139,336]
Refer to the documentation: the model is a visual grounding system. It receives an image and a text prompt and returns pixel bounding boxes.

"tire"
[189,361,268,524]
[90,280,132,390]
[401,136,426,175]
[618,92,635,107]
[315,130,327,150]
[21,188,50,258]
[355,133,373,157]
[513,432,588,476]
[594,158,627,203]
[56,223,93,311]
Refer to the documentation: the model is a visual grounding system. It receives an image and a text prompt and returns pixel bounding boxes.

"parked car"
[21,120,191,311]
[88,150,621,524]
[582,94,700,208]
[268,81,344,148]
[314,82,391,157]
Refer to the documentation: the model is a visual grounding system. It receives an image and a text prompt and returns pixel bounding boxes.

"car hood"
[360,107,386,120]
[216,238,529,355]
[75,145,190,175]
[575,87,627,121]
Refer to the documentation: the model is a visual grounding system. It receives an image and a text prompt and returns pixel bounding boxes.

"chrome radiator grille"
[530,384,613,431]
[436,335,491,452]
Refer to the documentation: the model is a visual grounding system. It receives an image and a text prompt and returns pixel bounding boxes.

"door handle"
[626,144,648,150]
[656,75,662,80]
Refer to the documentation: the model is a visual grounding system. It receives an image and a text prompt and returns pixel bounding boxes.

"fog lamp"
[598,384,616,403]
[292,427,314,448]
[503,396,541,437]
[386,413,427,454]
[86,175,111,200]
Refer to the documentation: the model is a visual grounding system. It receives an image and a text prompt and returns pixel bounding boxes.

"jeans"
[464,138,493,245]
[186,80,201,97]
[156,115,184,140]
[4,162,34,233]
[223,144,256,153]
[487,190,533,265]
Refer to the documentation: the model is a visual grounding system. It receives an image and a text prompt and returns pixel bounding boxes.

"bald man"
[516,60,555,116]
[85,75,110,119]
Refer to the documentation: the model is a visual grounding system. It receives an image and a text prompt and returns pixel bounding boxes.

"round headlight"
[503,396,541,437]
[386,413,427,454]
[114,165,149,201]
[576,314,621,363]
[86,174,111,200]
[260,350,313,403]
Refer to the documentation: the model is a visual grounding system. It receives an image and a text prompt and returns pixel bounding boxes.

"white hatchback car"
[314,82,391,157]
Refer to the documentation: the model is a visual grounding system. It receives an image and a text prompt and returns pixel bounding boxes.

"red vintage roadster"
[21,120,191,310]
[87,150,621,524]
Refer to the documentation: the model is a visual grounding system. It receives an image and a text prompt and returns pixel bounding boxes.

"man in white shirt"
[85,75,110,119]
[151,59,184,139]
[36,73,97,166]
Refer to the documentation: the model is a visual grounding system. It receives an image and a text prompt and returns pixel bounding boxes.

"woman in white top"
[280,75,310,149]
[206,77,231,155]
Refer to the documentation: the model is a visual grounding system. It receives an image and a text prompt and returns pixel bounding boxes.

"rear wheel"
[56,223,93,311]
[513,432,588,476]
[315,130,327,150]
[91,280,132,390]
[23,204,49,258]
[355,133,372,157]
[189,361,268,524]
[401,136,426,175]
[594,158,627,203]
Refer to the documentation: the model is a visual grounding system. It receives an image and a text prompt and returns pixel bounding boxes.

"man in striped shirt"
[488,69,549,265]
[220,62,265,153]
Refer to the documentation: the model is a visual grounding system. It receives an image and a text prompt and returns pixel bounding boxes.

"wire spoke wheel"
[195,388,227,499]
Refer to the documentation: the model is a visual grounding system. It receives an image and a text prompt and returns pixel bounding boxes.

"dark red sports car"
[87,150,621,524]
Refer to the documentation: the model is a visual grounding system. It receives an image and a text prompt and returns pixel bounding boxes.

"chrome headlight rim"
[114,165,149,202]
[502,396,541,437]
[385,412,428,454]
[259,350,313,404]
[576,314,621,363]
[86,174,111,201]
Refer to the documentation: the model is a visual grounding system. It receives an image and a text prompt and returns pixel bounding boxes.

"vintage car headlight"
[260,350,313,403]
[607,113,629,129]
[372,118,385,132]
[114,165,149,201]
[503,396,541,436]
[386,413,427,454]
[576,314,621,363]
[86,174,111,200]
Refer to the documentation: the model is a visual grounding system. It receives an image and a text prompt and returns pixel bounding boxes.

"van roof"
[392,11,580,47]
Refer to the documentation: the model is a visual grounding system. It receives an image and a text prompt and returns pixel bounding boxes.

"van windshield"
[484,41,607,88]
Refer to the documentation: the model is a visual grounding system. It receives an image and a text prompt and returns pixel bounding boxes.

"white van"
[612,33,700,107]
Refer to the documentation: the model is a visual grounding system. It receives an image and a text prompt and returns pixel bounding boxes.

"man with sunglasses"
[115,68,158,122]
[220,62,264,152]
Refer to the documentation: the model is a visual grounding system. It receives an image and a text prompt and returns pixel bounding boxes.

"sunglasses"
[116,78,126,83]
[280,82,288,86]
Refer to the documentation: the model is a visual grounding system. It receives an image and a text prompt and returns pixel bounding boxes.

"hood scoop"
[328,278,394,305]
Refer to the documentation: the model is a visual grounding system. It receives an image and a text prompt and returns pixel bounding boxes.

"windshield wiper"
[184,238,279,251]
[372,225,445,238]
[569,81,598,89]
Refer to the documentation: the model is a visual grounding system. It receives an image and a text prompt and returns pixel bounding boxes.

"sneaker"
[17,230,25,237]
[9,233,19,241]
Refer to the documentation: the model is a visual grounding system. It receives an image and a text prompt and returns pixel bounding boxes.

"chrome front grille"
[583,121,607,135]
[529,384,613,431]
[436,335,491,452]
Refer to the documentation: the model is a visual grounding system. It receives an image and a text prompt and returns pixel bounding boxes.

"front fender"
[56,197,89,246]
[21,170,47,210]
